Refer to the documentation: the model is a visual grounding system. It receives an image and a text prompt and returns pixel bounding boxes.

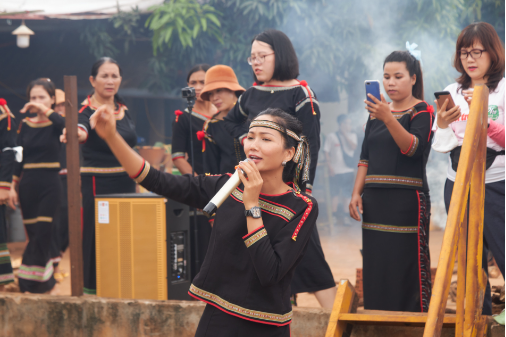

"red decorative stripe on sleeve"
[401,135,419,157]
[129,159,145,179]
[242,225,265,240]
[358,159,368,168]
[292,194,313,241]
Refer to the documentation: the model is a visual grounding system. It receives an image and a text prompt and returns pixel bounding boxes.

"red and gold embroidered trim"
[365,175,423,188]
[131,161,150,183]
[24,119,53,128]
[189,284,293,325]
[292,194,313,241]
[23,216,53,225]
[171,152,185,160]
[244,228,267,248]
[358,159,368,167]
[362,222,418,233]
[80,167,126,174]
[0,182,11,190]
[231,189,295,221]
[24,162,60,169]
[12,175,19,183]
[401,135,419,157]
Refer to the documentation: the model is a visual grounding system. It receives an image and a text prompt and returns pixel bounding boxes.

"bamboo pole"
[456,207,468,337]
[464,86,488,337]
[423,84,489,337]
[64,76,84,296]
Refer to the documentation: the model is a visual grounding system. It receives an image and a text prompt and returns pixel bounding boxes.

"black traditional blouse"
[359,101,434,192]
[171,109,215,175]
[134,163,318,326]
[204,118,245,174]
[14,110,65,181]
[78,97,137,176]
[223,82,321,191]
[0,105,16,190]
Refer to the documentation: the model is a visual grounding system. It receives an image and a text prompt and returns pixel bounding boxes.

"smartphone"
[365,80,381,103]
[434,91,455,110]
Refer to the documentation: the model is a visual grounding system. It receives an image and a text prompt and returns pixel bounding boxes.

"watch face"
[251,207,261,218]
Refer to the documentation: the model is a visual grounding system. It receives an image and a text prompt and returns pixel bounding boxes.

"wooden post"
[325,279,356,337]
[423,84,488,337]
[64,76,84,296]
[464,86,488,337]
[456,207,468,337]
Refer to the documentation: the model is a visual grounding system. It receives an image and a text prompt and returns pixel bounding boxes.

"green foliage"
[111,7,142,52]
[145,0,223,55]
[80,21,119,59]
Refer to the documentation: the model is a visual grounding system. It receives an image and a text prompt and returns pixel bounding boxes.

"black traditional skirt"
[0,204,14,285]
[362,188,431,312]
[82,174,136,295]
[195,304,290,337]
[18,170,62,293]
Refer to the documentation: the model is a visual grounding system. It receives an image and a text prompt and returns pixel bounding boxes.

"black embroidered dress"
[0,105,16,285]
[224,81,335,295]
[78,97,137,294]
[134,164,318,334]
[358,101,434,312]
[14,110,65,293]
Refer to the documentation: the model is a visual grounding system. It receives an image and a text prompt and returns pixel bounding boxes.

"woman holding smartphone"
[224,29,336,308]
[349,48,434,312]
[432,22,504,317]
[90,106,317,336]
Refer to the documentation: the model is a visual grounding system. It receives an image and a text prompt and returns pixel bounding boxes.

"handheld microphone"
[203,160,249,217]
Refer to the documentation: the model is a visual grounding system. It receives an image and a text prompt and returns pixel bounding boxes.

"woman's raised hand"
[20,102,48,115]
[237,160,263,209]
[90,105,117,141]
[462,89,473,107]
[435,98,461,129]
[60,127,88,143]
[365,94,394,123]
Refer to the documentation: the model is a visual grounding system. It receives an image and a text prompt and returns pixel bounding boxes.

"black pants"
[195,304,290,337]
[444,179,505,315]
[82,174,136,295]
[52,175,69,254]
[0,205,14,285]
[18,170,62,293]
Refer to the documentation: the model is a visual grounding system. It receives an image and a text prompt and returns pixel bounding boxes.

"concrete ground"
[6,223,504,310]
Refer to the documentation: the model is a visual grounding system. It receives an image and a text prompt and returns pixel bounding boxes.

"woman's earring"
[282,161,287,167]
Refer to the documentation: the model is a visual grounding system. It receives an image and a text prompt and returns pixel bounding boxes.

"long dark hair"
[454,22,505,92]
[383,51,424,100]
[186,64,211,83]
[252,29,299,84]
[255,108,307,190]
[26,78,56,109]
[90,57,125,105]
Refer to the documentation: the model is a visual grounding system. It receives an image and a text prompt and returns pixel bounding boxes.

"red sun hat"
[200,65,245,101]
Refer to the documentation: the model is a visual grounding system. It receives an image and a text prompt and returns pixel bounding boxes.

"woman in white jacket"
[432,22,504,317]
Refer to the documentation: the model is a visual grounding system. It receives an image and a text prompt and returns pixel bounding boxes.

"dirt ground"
[6,223,505,311]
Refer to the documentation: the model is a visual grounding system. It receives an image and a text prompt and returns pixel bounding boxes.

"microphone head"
[203,202,217,218]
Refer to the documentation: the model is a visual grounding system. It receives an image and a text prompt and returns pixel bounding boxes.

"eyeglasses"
[247,53,275,65]
[459,49,486,60]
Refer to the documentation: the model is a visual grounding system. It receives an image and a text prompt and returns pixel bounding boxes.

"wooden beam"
[338,310,456,327]
[464,85,488,337]
[325,279,356,337]
[64,76,84,296]
[424,84,489,337]
[456,207,468,337]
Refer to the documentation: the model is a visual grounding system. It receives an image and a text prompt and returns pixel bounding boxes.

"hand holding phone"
[434,91,461,129]
[365,81,381,104]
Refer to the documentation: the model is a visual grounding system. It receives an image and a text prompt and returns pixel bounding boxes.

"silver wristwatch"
[245,206,261,219]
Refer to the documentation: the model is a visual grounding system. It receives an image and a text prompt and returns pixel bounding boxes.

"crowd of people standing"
[0,20,503,336]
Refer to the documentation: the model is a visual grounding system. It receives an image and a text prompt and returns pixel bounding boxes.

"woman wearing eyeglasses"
[432,22,505,317]
[224,29,336,308]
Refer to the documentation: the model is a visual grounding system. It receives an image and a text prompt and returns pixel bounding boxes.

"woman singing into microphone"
[90,106,317,336]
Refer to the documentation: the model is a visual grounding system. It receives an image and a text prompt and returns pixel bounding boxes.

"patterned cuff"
[130,160,151,183]
[358,159,368,168]
[12,175,19,183]
[0,182,11,190]
[401,135,419,157]
[44,108,54,117]
[78,124,89,143]
[172,152,185,160]
[243,225,267,248]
